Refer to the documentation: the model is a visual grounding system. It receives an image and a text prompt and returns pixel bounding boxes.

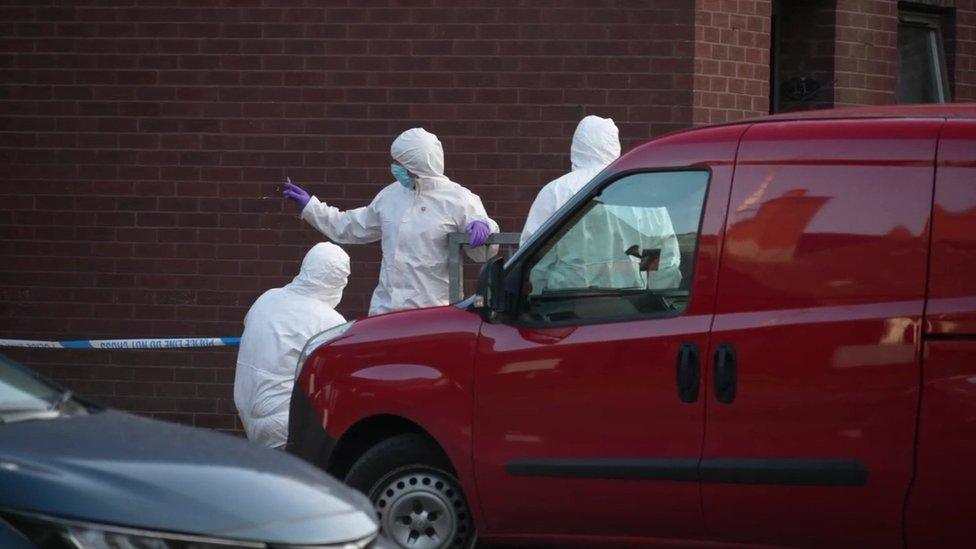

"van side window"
[520,170,709,324]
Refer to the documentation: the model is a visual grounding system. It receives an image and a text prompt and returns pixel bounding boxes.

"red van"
[288,105,976,548]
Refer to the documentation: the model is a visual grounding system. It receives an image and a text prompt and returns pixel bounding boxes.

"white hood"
[570,115,621,172]
[390,128,448,183]
[519,115,623,245]
[286,242,350,308]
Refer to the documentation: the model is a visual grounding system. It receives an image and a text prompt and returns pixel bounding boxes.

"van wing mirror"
[475,256,505,321]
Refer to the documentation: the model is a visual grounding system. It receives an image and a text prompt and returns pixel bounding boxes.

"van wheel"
[345,433,475,549]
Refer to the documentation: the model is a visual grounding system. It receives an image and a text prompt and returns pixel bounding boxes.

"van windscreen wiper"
[534,287,646,300]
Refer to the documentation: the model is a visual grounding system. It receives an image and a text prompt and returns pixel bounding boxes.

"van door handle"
[713,343,737,404]
[676,343,700,403]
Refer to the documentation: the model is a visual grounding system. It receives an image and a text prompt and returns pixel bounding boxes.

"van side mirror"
[475,256,505,321]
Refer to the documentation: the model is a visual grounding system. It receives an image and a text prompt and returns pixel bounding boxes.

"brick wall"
[773,0,976,109]
[692,0,772,124]
[0,1,696,431]
[833,0,899,107]
[828,0,976,105]
[948,0,976,99]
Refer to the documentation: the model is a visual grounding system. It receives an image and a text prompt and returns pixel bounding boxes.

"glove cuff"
[300,196,319,220]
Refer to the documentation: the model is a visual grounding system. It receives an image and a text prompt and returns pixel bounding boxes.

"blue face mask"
[391,164,414,189]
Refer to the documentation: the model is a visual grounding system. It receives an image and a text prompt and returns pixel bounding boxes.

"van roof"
[742,103,976,124]
[641,104,976,147]
[640,103,976,146]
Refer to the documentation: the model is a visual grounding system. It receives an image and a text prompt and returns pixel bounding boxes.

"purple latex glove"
[466,220,491,248]
[282,177,310,210]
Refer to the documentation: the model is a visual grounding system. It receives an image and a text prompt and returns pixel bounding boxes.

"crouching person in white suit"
[234,242,349,449]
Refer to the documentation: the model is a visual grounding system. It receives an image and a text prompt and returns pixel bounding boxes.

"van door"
[472,126,743,542]
[906,118,976,546]
[701,119,941,546]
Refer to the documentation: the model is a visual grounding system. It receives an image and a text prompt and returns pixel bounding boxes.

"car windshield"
[0,354,64,414]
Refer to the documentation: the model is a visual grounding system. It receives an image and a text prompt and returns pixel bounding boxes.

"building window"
[769,0,836,113]
[898,11,950,103]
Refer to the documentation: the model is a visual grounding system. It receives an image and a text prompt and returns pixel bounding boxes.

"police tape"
[0,337,241,350]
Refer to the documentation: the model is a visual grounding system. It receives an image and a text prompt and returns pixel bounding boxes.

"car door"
[472,125,743,543]
[700,118,941,546]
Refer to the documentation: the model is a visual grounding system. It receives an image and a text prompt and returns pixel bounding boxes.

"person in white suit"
[522,116,681,293]
[283,128,498,316]
[520,115,623,246]
[234,242,349,449]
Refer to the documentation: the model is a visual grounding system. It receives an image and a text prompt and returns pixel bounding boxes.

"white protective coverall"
[300,128,499,315]
[519,115,622,246]
[521,116,682,293]
[233,242,349,449]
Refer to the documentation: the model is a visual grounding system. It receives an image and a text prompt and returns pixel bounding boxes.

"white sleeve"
[300,195,383,244]
[646,208,683,290]
[460,189,499,263]
[519,185,557,247]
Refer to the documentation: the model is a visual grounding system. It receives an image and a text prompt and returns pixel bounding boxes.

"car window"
[520,170,709,324]
[0,356,62,413]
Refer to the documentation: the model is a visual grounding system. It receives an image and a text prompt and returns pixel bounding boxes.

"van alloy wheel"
[369,466,472,549]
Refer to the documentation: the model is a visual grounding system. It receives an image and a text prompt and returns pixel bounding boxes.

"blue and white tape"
[0,337,241,350]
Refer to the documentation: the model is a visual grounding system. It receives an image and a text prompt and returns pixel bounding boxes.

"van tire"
[345,433,475,549]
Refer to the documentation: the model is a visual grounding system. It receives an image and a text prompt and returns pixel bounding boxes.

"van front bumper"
[285,381,336,467]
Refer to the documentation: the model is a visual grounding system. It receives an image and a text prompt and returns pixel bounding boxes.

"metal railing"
[447,232,521,303]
